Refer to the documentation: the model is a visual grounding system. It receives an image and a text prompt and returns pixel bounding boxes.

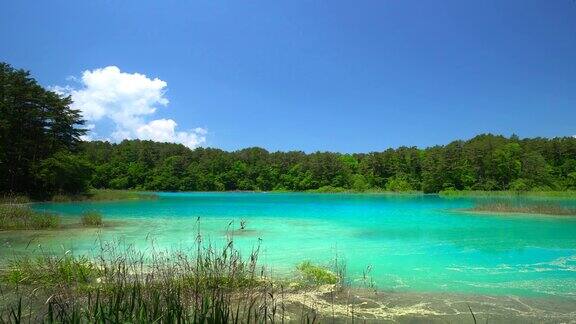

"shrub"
[310,186,347,193]
[567,172,576,190]
[51,194,74,202]
[351,174,369,192]
[385,176,413,192]
[509,178,530,192]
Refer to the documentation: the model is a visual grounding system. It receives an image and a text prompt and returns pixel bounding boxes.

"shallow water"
[3,192,576,300]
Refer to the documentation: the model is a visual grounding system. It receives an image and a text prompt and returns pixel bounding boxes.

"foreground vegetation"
[469,201,576,216]
[0,235,342,323]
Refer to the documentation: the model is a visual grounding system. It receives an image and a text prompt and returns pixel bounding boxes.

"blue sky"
[1,1,575,152]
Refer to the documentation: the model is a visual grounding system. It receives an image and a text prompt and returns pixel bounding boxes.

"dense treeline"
[2,62,576,197]
[0,63,91,198]
[79,134,576,193]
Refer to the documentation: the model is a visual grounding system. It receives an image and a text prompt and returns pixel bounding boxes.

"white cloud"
[136,119,206,148]
[55,66,206,148]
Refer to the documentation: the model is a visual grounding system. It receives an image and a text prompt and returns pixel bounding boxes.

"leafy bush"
[51,194,73,202]
[509,178,531,192]
[385,176,413,192]
[567,172,576,190]
[351,174,369,191]
[309,186,347,193]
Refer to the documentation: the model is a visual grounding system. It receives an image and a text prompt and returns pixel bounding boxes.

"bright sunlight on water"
[4,192,576,300]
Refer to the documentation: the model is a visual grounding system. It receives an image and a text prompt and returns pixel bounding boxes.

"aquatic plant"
[81,211,103,227]
[0,205,60,230]
[297,261,339,285]
[470,201,576,216]
[0,222,545,323]
[0,220,304,322]
[440,190,576,199]
[51,189,158,202]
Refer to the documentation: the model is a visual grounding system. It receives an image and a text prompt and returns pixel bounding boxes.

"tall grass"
[0,221,333,322]
[51,189,158,203]
[0,224,495,322]
[3,253,98,286]
[0,205,60,230]
[440,190,576,199]
[470,201,576,216]
[0,194,30,204]
[81,211,103,227]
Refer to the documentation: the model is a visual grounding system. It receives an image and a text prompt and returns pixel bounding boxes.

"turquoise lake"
[4,192,576,300]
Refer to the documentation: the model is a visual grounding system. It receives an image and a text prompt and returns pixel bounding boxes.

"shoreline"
[1,267,572,323]
[452,208,576,218]
[286,285,576,322]
[6,189,576,205]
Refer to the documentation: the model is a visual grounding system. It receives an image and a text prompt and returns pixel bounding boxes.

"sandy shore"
[281,285,576,323]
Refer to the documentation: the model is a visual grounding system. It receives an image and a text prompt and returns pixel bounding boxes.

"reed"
[0,225,492,322]
[440,190,576,199]
[81,211,103,227]
[470,201,576,216]
[0,221,330,322]
[51,189,158,203]
[0,204,60,230]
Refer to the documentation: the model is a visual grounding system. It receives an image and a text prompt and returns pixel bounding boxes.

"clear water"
[4,192,576,300]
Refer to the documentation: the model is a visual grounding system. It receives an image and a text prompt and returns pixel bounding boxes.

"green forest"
[78,136,576,193]
[2,62,576,198]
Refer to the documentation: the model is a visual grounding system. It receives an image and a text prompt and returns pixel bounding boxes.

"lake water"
[4,192,576,300]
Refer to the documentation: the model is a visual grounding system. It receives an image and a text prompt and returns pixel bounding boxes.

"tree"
[34,152,93,195]
[0,62,88,197]
[520,151,551,189]
[490,143,522,189]
[385,175,413,192]
[74,133,576,194]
